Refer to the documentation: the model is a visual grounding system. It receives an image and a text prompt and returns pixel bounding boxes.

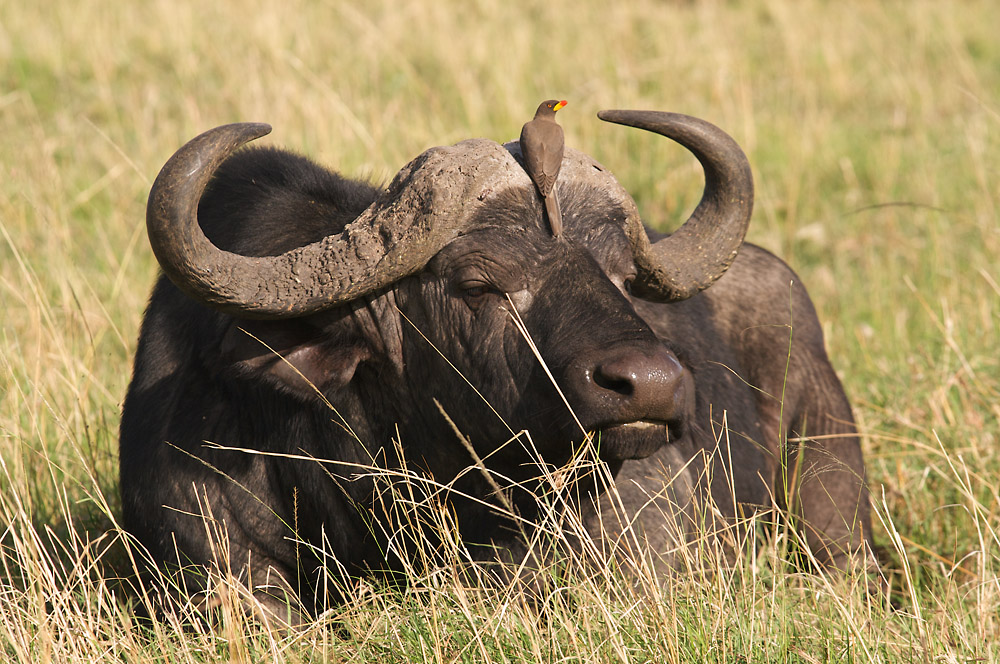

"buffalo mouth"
[593,418,680,461]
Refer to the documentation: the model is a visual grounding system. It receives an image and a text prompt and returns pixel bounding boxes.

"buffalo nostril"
[593,364,638,396]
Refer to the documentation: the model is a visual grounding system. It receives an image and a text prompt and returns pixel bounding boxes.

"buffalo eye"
[459,280,498,310]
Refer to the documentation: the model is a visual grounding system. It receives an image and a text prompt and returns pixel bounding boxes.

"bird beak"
[554,100,568,111]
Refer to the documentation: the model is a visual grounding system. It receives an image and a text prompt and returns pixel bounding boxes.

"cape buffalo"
[121,110,878,622]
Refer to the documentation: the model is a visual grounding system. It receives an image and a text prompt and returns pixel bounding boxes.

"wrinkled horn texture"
[598,110,754,301]
[147,125,532,318]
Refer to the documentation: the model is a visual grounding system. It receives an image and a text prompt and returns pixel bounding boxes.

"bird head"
[535,100,568,116]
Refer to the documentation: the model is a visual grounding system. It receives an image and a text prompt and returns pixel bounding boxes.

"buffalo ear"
[219,319,370,398]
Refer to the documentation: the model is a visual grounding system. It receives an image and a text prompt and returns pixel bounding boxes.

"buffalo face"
[396,187,691,469]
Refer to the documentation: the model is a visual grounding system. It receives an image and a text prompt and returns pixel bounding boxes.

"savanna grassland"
[1,1,998,661]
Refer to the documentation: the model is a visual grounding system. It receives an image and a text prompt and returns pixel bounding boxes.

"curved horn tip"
[208,121,272,139]
[150,122,274,193]
[234,121,272,138]
[597,109,642,125]
[596,108,753,301]
[193,122,273,148]
[597,109,708,134]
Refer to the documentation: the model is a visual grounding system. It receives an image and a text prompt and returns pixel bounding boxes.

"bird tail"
[544,189,562,236]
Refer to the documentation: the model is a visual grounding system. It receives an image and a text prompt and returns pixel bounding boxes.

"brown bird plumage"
[520,99,567,236]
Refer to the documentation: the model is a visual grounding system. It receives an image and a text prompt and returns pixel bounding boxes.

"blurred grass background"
[1,0,998,661]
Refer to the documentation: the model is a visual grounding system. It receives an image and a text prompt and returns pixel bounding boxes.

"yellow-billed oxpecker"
[520,99,567,236]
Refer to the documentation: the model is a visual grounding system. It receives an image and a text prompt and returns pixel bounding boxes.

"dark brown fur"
[121,145,876,621]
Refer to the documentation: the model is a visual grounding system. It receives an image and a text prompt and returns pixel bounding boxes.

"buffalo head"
[142,112,750,462]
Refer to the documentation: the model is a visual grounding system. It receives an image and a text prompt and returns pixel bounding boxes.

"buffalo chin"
[595,420,672,461]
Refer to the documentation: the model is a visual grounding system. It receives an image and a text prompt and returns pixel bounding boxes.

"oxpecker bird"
[520,99,567,236]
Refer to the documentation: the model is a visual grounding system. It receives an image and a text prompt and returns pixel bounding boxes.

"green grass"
[1,0,998,661]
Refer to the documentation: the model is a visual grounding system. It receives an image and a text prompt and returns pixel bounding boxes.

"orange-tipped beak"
[554,100,568,111]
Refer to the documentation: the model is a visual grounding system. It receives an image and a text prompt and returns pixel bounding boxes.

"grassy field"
[1,0,998,661]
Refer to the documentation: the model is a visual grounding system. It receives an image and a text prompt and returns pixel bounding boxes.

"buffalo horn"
[598,110,754,301]
[146,124,512,318]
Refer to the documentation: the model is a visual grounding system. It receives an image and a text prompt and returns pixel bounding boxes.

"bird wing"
[519,120,564,196]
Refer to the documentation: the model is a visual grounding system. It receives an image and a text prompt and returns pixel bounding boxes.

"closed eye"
[459,281,501,310]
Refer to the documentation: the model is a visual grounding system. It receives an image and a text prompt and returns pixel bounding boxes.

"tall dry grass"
[1,0,998,660]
